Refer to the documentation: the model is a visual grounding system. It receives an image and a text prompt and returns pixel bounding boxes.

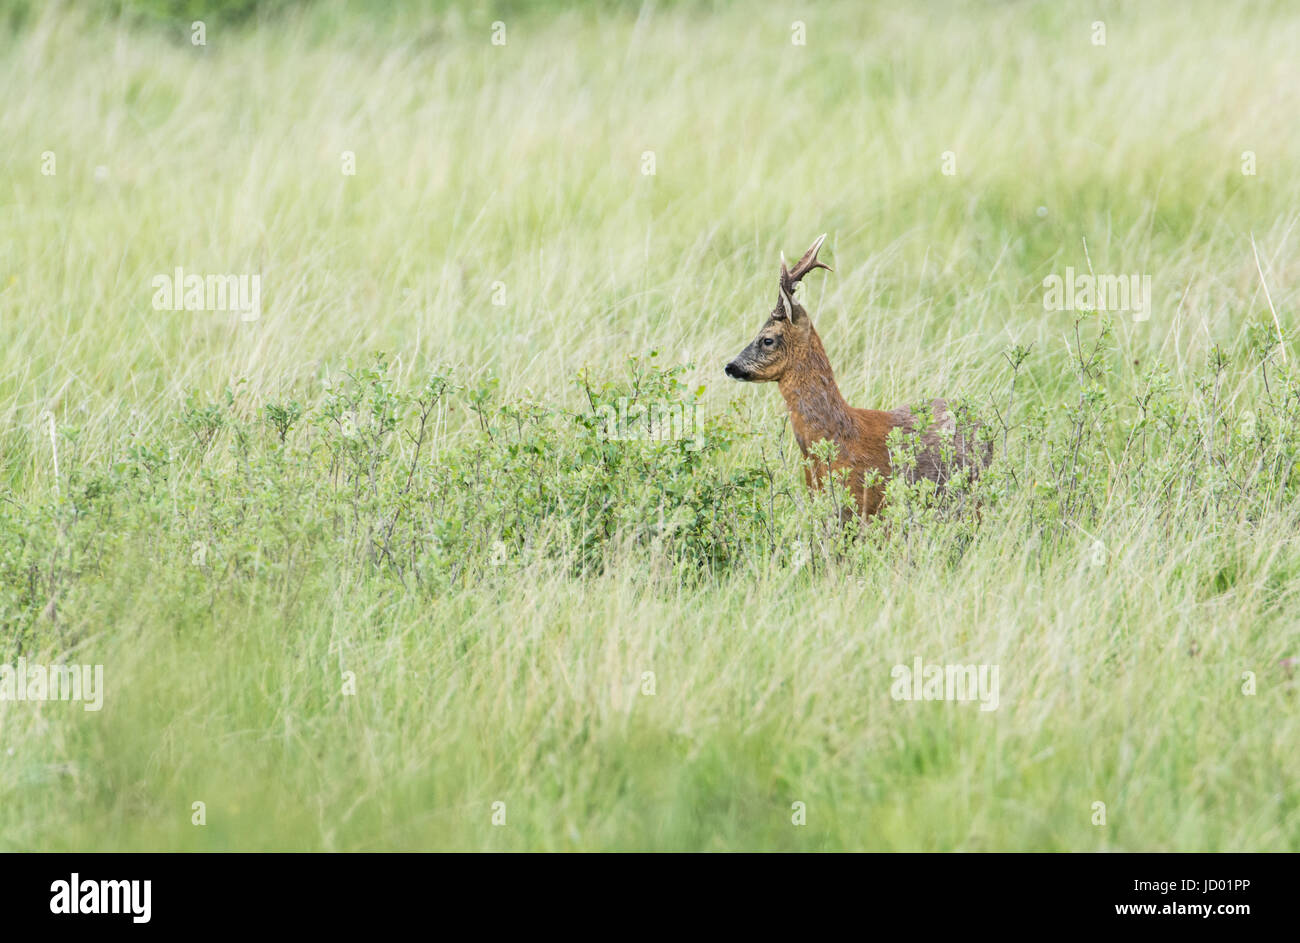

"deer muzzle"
[724,360,751,380]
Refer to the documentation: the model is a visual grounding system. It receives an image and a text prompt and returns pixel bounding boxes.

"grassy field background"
[2,0,1299,850]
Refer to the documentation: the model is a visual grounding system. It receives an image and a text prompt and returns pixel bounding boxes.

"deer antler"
[780,233,833,291]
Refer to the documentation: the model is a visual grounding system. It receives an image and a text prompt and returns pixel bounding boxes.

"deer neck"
[777,328,855,455]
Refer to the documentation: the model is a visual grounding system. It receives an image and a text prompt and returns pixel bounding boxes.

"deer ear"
[778,284,794,320]
[775,250,794,320]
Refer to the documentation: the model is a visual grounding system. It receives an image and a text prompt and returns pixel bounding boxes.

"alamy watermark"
[0,658,104,711]
[50,874,150,923]
[1043,266,1152,320]
[151,267,260,321]
[890,657,999,711]
[594,398,704,450]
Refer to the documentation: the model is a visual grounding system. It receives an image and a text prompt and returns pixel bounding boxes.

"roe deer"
[724,234,991,519]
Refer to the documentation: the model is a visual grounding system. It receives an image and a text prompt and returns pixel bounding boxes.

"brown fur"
[725,235,991,518]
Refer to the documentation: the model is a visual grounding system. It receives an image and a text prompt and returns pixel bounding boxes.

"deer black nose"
[725,361,740,378]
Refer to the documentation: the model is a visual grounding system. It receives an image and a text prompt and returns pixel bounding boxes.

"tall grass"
[1,0,1298,850]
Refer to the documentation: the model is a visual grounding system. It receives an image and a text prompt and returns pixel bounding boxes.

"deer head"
[725,234,832,382]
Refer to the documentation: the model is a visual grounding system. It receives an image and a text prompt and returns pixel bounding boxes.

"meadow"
[1,0,1298,851]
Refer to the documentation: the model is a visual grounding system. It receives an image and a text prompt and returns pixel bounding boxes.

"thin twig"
[1251,231,1287,365]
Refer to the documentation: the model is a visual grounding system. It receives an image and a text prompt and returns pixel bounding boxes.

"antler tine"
[787,233,833,283]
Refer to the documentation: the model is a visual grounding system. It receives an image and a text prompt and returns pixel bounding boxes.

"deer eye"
[762,337,775,347]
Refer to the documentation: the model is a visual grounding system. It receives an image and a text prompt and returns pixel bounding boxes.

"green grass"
[1,0,1299,851]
